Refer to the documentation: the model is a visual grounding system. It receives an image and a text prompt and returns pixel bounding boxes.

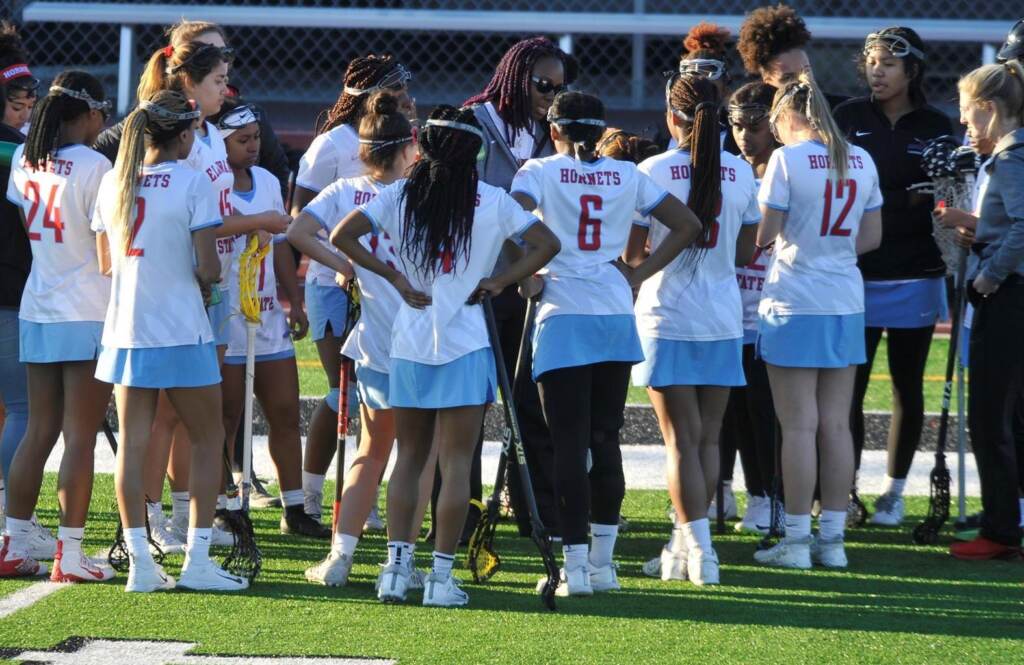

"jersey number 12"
[820,178,857,237]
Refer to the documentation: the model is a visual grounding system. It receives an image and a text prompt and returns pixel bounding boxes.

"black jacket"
[0,124,28,309]
[833,96,953,280]
[93,102,291,202]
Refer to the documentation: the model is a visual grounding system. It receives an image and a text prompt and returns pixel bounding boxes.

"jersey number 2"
[820,179,857,237]
[578,195,602,250]
[23,181,63,243]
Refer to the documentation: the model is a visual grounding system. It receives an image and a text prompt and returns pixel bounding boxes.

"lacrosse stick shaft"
[102,419,118,454]
[333,359,351,534]
[242,321,257,512]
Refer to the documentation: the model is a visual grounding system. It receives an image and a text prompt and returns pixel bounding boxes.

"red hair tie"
[162,45,174,58]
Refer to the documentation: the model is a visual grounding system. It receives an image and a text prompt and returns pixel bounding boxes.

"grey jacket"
[470,103,553,191]
[973,127,1024,283]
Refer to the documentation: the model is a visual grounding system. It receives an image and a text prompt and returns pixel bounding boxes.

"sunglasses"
[531,75,567,96]
[863,33,924,60]
[679,58,726,81]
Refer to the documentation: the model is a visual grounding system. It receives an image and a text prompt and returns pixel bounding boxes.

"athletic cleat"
[250,475,282,509]
[617,515,630,532]
[0,535,48,577]
[950,536,1023,561]
[281,509,332,539]
[643,545,688,581]
[149,514,186,555]
[28,516,57,560]
[736,495,771,535]
[178,559,249,591]
[589,562,621,592]
[708,485,738,520]
[50,542,114,583]
[305,552,353,587]
[363,505,385,532]
[870,493,905,526]
[753,537,812,570]
[810,535,848,569]
[377,563,410,603]
[422,572,469,607]
[125,560,175,592]
[687,548,720,586]
[374,562,425,591]
[846,490,869,527]
[545,565,593,597]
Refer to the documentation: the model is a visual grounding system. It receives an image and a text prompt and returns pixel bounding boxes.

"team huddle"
[1,3,1024,608]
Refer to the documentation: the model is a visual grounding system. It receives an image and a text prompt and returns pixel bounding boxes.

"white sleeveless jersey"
[511,154,667,325]
[224,167,293,359]
[295,124,364,194]
[735,176,770,333]
[634,150,760,341]
[360,179,538,365]
[758,140,883,316]
[91,161,221,348]
[184,122,236,281]
[7,143,112,323]
[302,175,382,287]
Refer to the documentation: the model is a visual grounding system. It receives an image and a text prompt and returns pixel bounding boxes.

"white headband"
[424,119,483,139]
[139,100,200,121]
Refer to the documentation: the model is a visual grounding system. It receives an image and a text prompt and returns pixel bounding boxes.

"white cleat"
[753,537,812,570]
[870,493,905,527]
[375,562,425,591]
[422,572,469,607]
[363,505,385,532]
[177,559,249,591]
[543,565,593,597]
[305,552,353,587]
[377,563,410,603]
[736,495,771,535]
[50,543,114,583]
[125,560,175,592]
[150,517,186,555]
[643,545,688,581]
[708,485,738,520]
[589,562,621,592]
[811,535,848,569]
[28,516,57,560]
[687,548,720,586]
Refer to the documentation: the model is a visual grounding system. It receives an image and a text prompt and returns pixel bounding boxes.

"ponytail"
[772,72,848,181]
[667,73,721,251]
[400,105,482,277]
[547,91,607,159]
[24,70,106,170]
[137,41,227,105]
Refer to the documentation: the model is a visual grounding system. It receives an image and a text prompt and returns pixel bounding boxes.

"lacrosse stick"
[331,281,361,534]
[468,297,558,611]
[102,419,165,572]
[757,420,785,550]
[222,234,269,580]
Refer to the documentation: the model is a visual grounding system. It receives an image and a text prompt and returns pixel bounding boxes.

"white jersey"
[295,124,364,194]
[511,154,667,325]
[7,143,112,323]
[341,227,403,374]
[736,176,769,333]
[360,179,538,365]
[224,167,293,359]
[184,122,236,282]
[634,150,760,341]
[758,140,883,316]
[303,175,382,287]
[91,161,220,348]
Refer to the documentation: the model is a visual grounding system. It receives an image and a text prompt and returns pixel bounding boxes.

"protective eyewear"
[545,105,605,128]
[531,75,567,96]
[727,103,770,127]
[140,98,201,122]
[679,58,726,81]
[344,64,412,96]
[50,85,112,120]
[863,33,924,60]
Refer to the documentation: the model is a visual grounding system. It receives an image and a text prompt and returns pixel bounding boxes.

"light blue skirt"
[207,294,231,347]
[306,283,351,342]
[222,348,296,365]
[357,363,391,411]
[19,320,102,363]
[632,336,745,388]
[757,312,866,369]
[864,278,947,329]
[532,314,644,381]
[95,342,221,388]
[389,348,496,409]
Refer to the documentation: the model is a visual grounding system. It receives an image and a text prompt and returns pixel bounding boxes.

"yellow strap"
[239,234,271,324]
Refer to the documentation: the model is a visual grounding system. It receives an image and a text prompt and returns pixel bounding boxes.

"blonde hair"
[113,90,195,257]
[772,71,849,181]
[959,61,1024,140]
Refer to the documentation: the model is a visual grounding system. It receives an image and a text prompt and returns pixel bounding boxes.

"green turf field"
[296,336,954,412]
[1,474,1019,664]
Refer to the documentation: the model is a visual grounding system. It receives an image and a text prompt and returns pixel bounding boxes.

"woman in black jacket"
[833,27,953,527]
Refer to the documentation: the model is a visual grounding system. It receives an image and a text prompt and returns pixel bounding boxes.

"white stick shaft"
[242,322,256,508]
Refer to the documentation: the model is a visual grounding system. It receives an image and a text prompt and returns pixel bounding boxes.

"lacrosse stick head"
[951,145,981,182]
[912,465,951,545]
[108,510,166,572]
[220,509,262,582]
[239,234,271,325]
[466,499,500,583]
[532,530,559,611]
[921,135,960,179]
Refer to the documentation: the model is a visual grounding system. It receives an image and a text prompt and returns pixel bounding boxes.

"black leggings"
[851,325,935,478]
[537,362,631,546]
[720,344,777,496]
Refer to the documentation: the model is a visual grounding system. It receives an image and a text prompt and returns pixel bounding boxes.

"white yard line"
[0,579,64,620]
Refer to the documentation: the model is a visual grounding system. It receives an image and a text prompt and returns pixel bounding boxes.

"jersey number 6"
[578,194,602,250]
[820,178,857,237]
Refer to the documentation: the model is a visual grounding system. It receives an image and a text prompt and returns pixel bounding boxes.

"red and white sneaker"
[50,541,114,583]
[0,535,48,578]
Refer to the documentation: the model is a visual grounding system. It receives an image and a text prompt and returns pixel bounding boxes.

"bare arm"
[286,211,353,276]
[856,209,883,255]
[470,222,560,302]
[290,186,319,219]
[624,224,650,267]
[757,206,785,249]
[629,194,701,285]
[273,241,309,340]
[219,211,289,238]
[735,224,758,267]
[192,226,220,286]
[96,232,112,276]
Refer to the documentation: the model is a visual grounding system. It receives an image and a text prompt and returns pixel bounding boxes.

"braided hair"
[668,73,722,250]
[597,128,660,164]
[316,55,402,135]
[548,91,606,159]
[464,37,573,143]
[113,90,196,257]
[137,41,228,103]
[24,70,105,170]
[400,105,482,277]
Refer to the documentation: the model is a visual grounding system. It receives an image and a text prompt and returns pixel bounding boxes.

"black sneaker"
[280,506,331,539]
[250,475,281,509]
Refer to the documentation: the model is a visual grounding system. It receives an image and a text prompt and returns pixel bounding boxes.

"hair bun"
[369,91,400,116]
[684,22,730,57]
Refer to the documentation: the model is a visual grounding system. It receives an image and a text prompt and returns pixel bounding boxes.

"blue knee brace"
[324,387,341,413]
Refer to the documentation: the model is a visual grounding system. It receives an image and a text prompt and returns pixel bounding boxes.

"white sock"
[57,526,84,553]
[386,540,412,568]
[146,500,164,526]
[281,489,304,508]
[431,551,455,578]
[668,525,687,553]
[682,518,712,553]
[785,513,812,541]
[589,523,618,568]
[562,543,589,571]
[819,510,846,541]
[884,477,907,497]
[332,532,359,558]
[171,492,189,526]
[124,526,153,565]
[303,472,326,515]
[4,516,33,552]
[185,527,212,566]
